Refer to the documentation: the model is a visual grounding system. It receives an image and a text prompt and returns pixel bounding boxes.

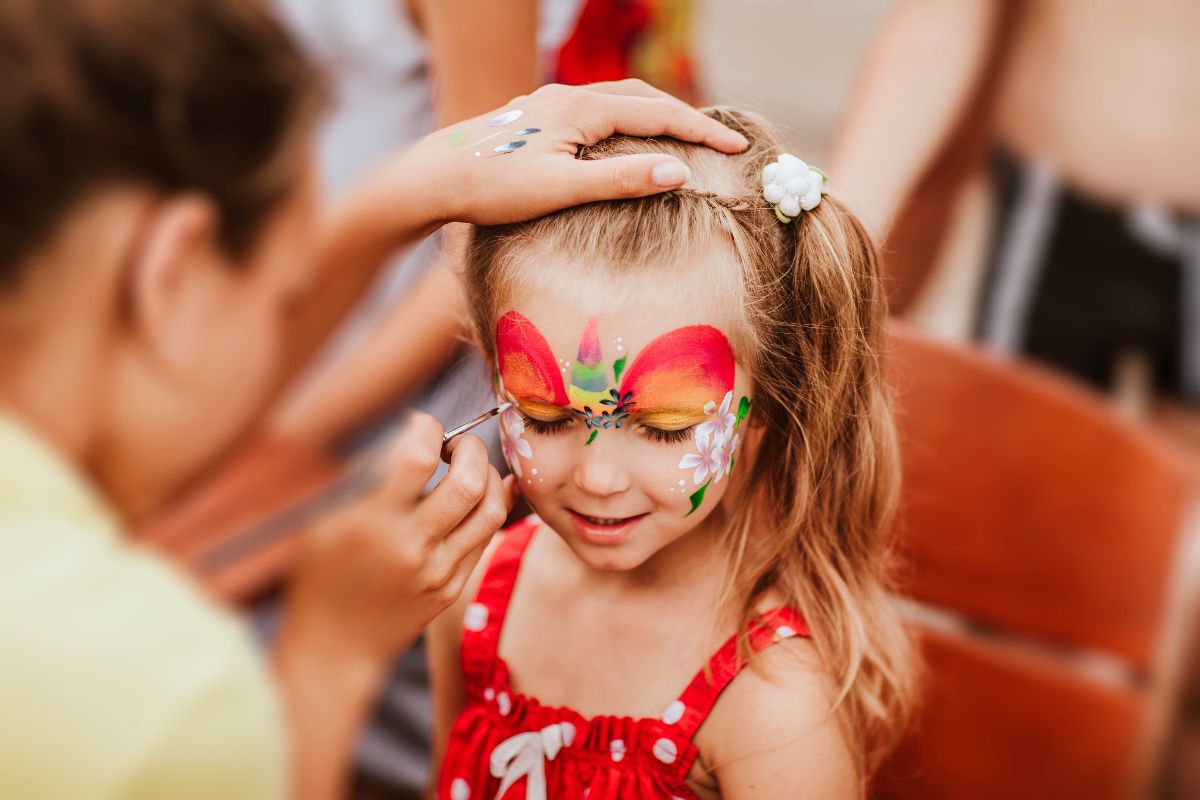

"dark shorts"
[976,149,1200,400]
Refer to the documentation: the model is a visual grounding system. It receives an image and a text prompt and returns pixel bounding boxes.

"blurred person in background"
[555,0,699,102]
[270,0,583,453]
[263,3,582,793]
[830,0,1200,440]
[0,0,747,797]
[831,3,1200,795]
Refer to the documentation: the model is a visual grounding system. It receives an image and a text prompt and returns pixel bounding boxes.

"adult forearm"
[274,619,389,800]
[282,151,444,385]
[271,261,469,447]
[830,0,1000,240]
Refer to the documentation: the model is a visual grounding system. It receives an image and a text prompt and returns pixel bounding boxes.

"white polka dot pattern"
[653,737,679,764]
[610,739,626,762]
[661,700,685,725]
[450,778,471,800]
[464,603,489,632]
[497,691,512,716]
[775,625,797,639]
[484,687,495,702]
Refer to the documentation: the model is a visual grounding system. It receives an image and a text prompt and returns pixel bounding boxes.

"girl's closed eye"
[639,424,695,445]
[520,411,575,435]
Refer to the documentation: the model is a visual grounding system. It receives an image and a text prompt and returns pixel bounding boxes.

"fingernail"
[652,160,690,188]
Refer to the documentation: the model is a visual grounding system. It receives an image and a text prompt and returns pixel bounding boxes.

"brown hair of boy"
[0,0,323,285]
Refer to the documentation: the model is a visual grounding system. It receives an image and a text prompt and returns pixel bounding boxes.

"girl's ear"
[123,195,219,350]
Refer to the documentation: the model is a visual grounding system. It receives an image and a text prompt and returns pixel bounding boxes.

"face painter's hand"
[398,79,750,226]
[280,412,511,671]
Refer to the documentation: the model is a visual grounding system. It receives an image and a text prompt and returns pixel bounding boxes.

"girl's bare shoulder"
[697,636,862,799]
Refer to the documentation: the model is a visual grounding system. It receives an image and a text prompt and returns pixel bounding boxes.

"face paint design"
[677,390,751,515]
[489,109,524,126]
[495,311,751,513]
[498,406,533,477]
[496,311,570,414]
[461,112,540,158]
[621,325,735,427]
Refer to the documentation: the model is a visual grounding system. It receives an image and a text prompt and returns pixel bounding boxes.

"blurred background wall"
[698,0,890,162]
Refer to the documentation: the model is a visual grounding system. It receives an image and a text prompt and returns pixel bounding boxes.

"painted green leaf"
[685,478,711,517]
[448,129,467,146]
[585,430,598,446]
[735,395,751,427]
[612,354,627,385]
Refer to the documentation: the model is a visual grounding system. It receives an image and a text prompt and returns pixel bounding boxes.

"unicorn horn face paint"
[490,280,755,573]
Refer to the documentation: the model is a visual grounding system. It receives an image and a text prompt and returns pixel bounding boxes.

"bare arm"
[271,245,469,446]
[829,0,1002,240]
[703,642,860,799]
[412,0,539,126]
[271,0,538,447]
[273,80,748,397]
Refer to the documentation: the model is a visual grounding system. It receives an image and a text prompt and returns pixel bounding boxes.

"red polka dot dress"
[437,517,809,800]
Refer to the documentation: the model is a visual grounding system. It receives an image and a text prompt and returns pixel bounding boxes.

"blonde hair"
[464,108,917,774]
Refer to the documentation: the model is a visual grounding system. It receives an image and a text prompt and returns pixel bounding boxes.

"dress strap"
[460,516,539,691]
[662,607,809,741]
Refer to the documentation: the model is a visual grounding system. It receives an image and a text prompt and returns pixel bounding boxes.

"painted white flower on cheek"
[499,408,533,478]
[677,427,727,486]
[714,432,739,480]
[695,390,736,443]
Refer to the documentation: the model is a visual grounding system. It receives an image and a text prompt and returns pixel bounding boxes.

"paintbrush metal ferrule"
[442,402,511,443]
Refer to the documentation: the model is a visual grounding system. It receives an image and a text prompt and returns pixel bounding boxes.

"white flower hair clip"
[761,153,829,223]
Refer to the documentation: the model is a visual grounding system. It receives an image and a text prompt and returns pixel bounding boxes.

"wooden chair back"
[875,325,1200,799]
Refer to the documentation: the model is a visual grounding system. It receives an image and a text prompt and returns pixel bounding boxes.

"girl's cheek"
[510,431,568,493]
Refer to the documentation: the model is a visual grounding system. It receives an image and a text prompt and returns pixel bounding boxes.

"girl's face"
[494,268,754,572]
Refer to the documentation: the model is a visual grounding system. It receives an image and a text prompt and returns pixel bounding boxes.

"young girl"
[428,108,917,799]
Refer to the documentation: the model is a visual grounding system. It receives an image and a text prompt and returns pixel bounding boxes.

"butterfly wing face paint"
[496,311,569,412]
[619,325,736,427]
[495,311,750,516]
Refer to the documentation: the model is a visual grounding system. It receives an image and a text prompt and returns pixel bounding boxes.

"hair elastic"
[761,154,828,223]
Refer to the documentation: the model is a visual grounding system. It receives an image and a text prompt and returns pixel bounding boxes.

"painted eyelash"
[519,412,574,435]
[640,425,695,445]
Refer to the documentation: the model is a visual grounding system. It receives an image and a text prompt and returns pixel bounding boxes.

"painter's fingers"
[410,433,492,541]
[555,153,692,202]
[571,77,676,101]
[570,91,748,155]
[442,465,507,567]
[372,412,445,508]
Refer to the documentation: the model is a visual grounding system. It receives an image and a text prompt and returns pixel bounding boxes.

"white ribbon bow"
[489,724,566,800]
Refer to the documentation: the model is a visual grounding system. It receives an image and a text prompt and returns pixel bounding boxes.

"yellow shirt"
[0,416,286,799]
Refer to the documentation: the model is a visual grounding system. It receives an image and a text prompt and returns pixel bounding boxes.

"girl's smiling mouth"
[566,509,649,545]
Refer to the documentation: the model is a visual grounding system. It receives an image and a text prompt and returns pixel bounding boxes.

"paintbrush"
[197,403,512,573]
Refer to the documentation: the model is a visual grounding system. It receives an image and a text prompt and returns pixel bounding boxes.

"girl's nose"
[571,433,633,497]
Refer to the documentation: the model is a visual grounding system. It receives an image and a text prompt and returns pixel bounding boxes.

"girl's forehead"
[500,279,731,356]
